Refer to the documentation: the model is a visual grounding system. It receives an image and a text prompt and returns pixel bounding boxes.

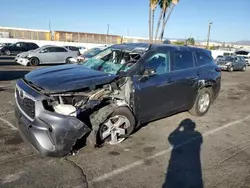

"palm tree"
[149,1,152,43]
[151,0,158,43]
[149,0,158,43]
[154,0,171,42]
[159,0,179,42]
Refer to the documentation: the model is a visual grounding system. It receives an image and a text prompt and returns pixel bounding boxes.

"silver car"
[15,45,78,66]
[217,56,247,72]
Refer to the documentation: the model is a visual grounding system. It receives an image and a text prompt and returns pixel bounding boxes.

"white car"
[69,46,108,64]
[77,46,88,54]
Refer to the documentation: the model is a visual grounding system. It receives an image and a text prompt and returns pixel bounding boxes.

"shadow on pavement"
[0,70,30,81]
[162,118,203,188]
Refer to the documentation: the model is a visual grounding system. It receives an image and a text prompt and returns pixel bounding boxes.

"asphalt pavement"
[1,59,250,188]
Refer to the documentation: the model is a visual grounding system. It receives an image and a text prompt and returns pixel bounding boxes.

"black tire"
[65,57,72,64]
[228,66,234,72]
[189,88,212,117]
[5,50,11,56]
[29,57,40,66]
[96,107,135,145]
[242,66,246,71]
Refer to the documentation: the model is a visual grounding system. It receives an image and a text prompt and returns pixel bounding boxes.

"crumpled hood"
[24,64,118,93]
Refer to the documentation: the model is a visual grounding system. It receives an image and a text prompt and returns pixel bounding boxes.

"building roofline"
[0,26,50,32]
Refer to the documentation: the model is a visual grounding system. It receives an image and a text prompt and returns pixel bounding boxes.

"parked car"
[235,50,250,66]
[0,42,39,56]
[15,45,78,66]
[217,56,247,72]
[0,43,12,49]
[15,43,221,157]
[215,55,223,64]
[77,46,88,54]
[69,46,107,64]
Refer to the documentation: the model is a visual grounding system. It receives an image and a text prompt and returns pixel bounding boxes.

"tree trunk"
[149,2,152,43]
[159,4,175,42]
[151,9,155,44]
[154,9,164,42]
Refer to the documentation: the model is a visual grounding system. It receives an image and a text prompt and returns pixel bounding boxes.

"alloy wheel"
[198,93,210,113]
[100,115,131,145]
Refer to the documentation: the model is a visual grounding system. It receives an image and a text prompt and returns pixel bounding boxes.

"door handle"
[157,79,174,87]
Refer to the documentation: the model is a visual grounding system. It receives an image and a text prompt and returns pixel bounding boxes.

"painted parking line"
[0,116,17,130]
[91,115,250,183]
[0,110,14,116]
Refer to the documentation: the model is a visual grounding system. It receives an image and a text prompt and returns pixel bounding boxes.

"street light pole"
[206,22,212,49]
[106,24,110,44]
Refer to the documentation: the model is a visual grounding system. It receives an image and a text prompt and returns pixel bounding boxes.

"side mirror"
[138,67,156,82]
[144,67,156,76]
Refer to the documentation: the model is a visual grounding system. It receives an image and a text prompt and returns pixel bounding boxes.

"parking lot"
[1,58,250,188]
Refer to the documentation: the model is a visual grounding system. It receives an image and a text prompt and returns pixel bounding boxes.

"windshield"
[221,56,234,61]
[82,47,141,75]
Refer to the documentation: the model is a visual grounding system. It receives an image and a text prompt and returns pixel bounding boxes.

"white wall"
[0,38,105,49]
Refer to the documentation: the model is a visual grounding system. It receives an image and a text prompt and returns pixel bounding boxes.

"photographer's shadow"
[163,119,203,188]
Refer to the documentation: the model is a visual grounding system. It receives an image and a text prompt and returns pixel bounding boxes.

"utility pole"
[127,28,129,36]
[206,22,212,49]
[106,24,110,44]
[49,21,53,41]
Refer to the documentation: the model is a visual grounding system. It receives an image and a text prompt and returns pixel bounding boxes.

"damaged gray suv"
[15,43,221,157]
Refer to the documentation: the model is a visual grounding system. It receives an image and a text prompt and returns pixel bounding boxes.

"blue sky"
[1,0,250,42]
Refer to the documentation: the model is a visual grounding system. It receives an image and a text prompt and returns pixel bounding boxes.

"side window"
[69,46,79,51]
[195,51,214,66]
[54,47,68,52]
[143,52,170,75]
[16,43,21,47]
[41,47,55,53]
[171,51,194,71]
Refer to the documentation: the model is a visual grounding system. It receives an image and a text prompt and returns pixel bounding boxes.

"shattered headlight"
[53,104,77,117]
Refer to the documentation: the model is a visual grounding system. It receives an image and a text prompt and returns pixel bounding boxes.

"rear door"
[194,50,221,98]
[168,50,199,111]
[54,47,69,63]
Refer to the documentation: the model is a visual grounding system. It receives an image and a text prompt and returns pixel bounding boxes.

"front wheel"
[29,57,40,66]
[5,50,11,56]
[189,88,212,117]
[98,107,135,145]
[65,57,72,64]
[228,66,234,72]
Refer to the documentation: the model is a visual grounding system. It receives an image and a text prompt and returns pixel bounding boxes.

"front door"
[39,47,57,64]
[11,42,23,55]
[132,50,176,123]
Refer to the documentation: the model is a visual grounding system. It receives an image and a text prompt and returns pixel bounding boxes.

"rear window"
[171,51,194,71]
[195,51,214,66]
[68,46,79,51]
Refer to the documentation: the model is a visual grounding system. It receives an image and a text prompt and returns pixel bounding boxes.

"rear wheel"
[189,88,212,116]
[29,57,40,66]
[98,107,135,145]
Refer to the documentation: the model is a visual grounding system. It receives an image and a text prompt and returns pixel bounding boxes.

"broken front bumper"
[15,79,91,157]
[15,57,30,66]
